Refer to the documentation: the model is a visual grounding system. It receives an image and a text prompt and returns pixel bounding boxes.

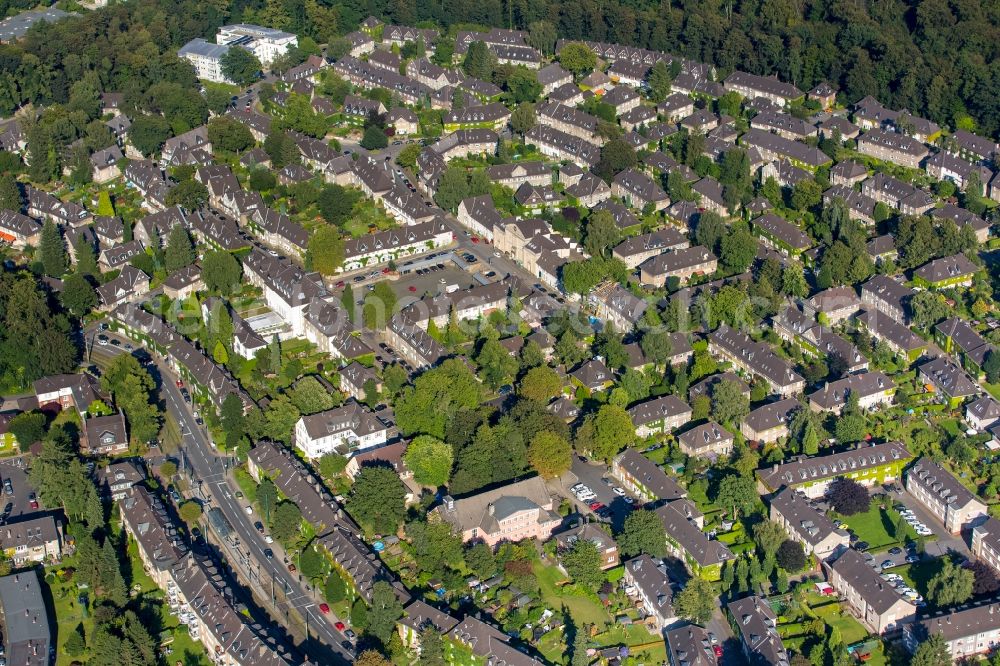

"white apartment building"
[178,39,233,84]
[293,401,390,459]
[216,24,297,67]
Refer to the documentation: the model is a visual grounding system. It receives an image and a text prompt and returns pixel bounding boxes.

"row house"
[536,101,603,144]
[750,110,816,141]
[753,213,813,256]
[678,422,734,459]
[162,264,204,301]
[341,219,452,272]
[913,253,979,290]
[249,207,309,258]
[406,58,464,90]
[772,306,866,372]
[611,448,687,502]
[925,150,993,190]
[757,441,912,498]
[824,548,916,634]
[96,265,150,311]
[188,209,249,252]
[536,62,572,95]
[740,128,831,171]
[457,194,504,241]
[621,106,660,133]
[905,457,987,534]
[514,182,563,212]
[856,310,928,361]
[823,184,878,226]
[638,245,717,287]
[972,517,1000,576]
[918,356,980,407]
[593,199,642,231]
[622,555,676,630]
[768,486,849,558]
[904,603,1000,662]
[656,500,733,580]
[936,316,993,377]
[381,24,439,48]
[861,172,934,215]
[723,71,803,106]
[659,93,695,122]
[446,617,544,666]
[931,204,992,244]
[333,56,433,106]
[386,315,447,369]
[160,126,211,167]
[0,210,41,248]
[397,600,459,654]
[134,206,187,249]
[34,372,101,414]
[566,172,612,207]
[93,215,125,246]
[226,109,271,142]
[591,282,648,331]
[99,239,144,272]
[803,286,862,325]
[852,96,941,143]
[691,176,728,214]
[612,168,670,211]
[666,625,718,666]
[485,161,551,189]
[400,279,512,330]
[856,128,929,169]
[861,275,914,324]
[708,323,805,397]
[607,60,650,87]
[524,125,600,167]
[302,300,373,361]
[728,596,790,666]
[611,227,689,269]
[125,160,175,212]
[338,361,380,402]
[967,395,1000,432]
[548,81,584,105]
[760,159,812,190]
[26,185,91,227]
[807,371,896,415]
[120,485,294,666]
[432,128,497,162]
[947,129,999,164]
[741,397,801,444]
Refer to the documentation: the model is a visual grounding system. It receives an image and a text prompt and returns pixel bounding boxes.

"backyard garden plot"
[835,503,920,552]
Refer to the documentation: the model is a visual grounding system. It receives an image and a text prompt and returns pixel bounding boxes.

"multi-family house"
[752,213,813,256]
[555,523,619,569]
[856,310,927,361]
[807,371,896,415]
[386,316,448,370]
[639,246,718,287]
[94,460,146,501]
[524,125,600,167]
[861,172,934,215]
[397,600,459,653]
[0,515,62,564]
[931,204,992,244]
[823,184,878,226]
[919,356,979,407]
[947,129,999,164]
[33,373,100,414]
[536,62,572,95]
[769,486,849,559]
[935,317,993,377]
[757,441,912,498]
[656,501,733,580]
[724,71,803,106]
[905,458,987,534]
[903,602,1000,662]
[861,275,914,324]
[81,412,129,455]
[26,185,91,227]
[612,168,670,211]
[824,548,916,634]
[485,162,551,189]
[728,596,790,666]
[829,160,868,187]
[924,150,993,190]
[740,128,831,171]
[803,286,862,325]
[665,625,718,666]
[750,110,817,141]
[611,227,689,269]
[0,210,41,248]
[971,517,1000,573]
[431,477,560,548]
[627,395,692,438]
[967,395,1000,431]
[293,400,390,458]
[913,253,979,290]
[856,129,929,169]
[741,398,801,444]
[708,323,805,397]
[612,448,687,503]
[678,422,734,458]
[622,555,676,630]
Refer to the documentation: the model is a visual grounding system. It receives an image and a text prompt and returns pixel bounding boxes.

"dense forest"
[1,0,999,142]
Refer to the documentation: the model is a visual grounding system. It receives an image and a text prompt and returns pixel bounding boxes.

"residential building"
[803,286,862,325]
[627,395,692,438]
[750,110,816,141]
[622,555,676,630]
[338,362,381,402]
[555,523,619,569]
[861,173,934,215]
[0,210,41,248]
[82,412,129,455]
[446,617,544,666]
[856,129,929,169]
[293,400,390,458]
[638,246,718,287]
[33,373,100,414]
[856,310,927,361]
[740,128,831,171]
[665,625,718,666]
[536,63,572,95]
[919,356,979,407]
[612,227,689,269]
[829,161,868,187]
[769,486,849,558]
[485,162,551,189]
[612,168,670,211]
[741,397,801,444]
[757,441,912,498]
[935,317,993,376]
[861,275,915,324]
[386,316,447,370]
[903,602,1000,662]
[807,372,896,415]
[971,517,1000,573]
[728,596,790,666]
[397,600,459,653]
[752,213,813,255]
[0,570,51,666]
[823,548,916,634]
[708,323,805,397]
[178,38,233,83]
[431,477,560,548]
[0,515,62,564]
[823,184,878,226]
[947,129,999,163]
[570,358,614,392]
[656,501,733,580]
[524,124,600,167]
[724,71,803,106]
[905,458,987,534]
[678,422,734,458]
[612,448,687,502]
[216,24,296,67]
[925,150,992,190]
[913,253,978,290]
[94,460,146,501]
[967,395,1000,431]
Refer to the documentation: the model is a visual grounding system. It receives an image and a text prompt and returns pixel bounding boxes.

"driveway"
[562,457,637,531]
[885,486,970,558]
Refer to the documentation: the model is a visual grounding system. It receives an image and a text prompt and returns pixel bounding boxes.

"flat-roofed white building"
[217,24,297,67]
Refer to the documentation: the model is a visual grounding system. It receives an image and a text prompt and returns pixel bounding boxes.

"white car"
[264,535,274,544]
[612,487,626,497]
[245,506,253,515]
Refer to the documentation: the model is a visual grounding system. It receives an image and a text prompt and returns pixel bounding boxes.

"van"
[445,284,459,294]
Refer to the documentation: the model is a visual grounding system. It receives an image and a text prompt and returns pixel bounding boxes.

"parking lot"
[886,485,970,558]
[0,458,38,521]
[562,457,637,531]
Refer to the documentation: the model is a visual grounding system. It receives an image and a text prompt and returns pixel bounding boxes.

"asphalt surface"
[563,457,637,531]
[0,457,38,521]
[89,329,353,664]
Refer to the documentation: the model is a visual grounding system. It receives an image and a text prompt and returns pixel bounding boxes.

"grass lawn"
[343,199,397,238]
[894,557,945,596]
[593,624,667,665]
[811,600,868,645]
[837,503,918,552]
[532,561,609,627]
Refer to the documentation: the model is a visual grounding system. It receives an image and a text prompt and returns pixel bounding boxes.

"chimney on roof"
[488,502,495,516]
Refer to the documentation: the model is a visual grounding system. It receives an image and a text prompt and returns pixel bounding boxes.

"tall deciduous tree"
[39,219,67,277]
[346,465,407,534]
[308,226,344,275]
[617,509,666,557]
[403,435,453,487]
[527,430,571,479]
[221,47,262,87]
[674,577,715,624]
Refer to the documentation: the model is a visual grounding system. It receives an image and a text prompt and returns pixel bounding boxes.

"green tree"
[462,41,494,80]
[361,125,388,150]
[712,379,749,424]
[752,520,787,557]
[8,412,46,451]
[308,226,345,275]
[911,634,950,666]
[719,222,756,274]
[221,47,262,87]
[518,365,563,403]
[562,538,603,590]
[576,404,634,461]
[0,173,22,211]
[926,557,974,607]
[404,435,453,487]
[694,211,726,253]
[510,102,536,142]
[674,577,714,624]
[39,219,67,277]
[257,477,278,523]
[347,465,407,534]
[559,42,597,77]
[394,359,483,438]
[178,500,202,524]
[594,138,637,182]
[165,179,209,210]
[715,474,757,519]
[506,67,542,103]
[60,273,97,316]
[325,572,346,602]
[202,249,242,294]
[527,430,571,479]
[207,117,255,152]
[433,164,471,212]
[164,224,195,273]
[128,116,172,156]
[617,509,666,557]
[776,539,806,571]
[419,627,447,666]
[476,338,518,389]
[646,61,672,102]
[527,20,557,55]
[299,542,328,581]
[74,235,99,277]
[64,625,86,657]
[363,281,397,330]
[367,580,405,644]
[270,500,303,544]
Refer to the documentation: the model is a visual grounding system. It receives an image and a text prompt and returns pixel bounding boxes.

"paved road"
[88,328,353,664]
[157,371,353,664]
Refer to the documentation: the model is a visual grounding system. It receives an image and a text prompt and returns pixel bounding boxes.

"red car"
[335,621,345,631]
[713,645,723,658]
[319,603,330,614]
[175,379,183,388]
[335,280,345,288]
[408,285,417,292]
[471,236,479,243]
[588,501,604,511]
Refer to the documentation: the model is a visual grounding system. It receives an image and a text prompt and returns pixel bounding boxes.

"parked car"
[888,547,903,555]
[319,603,330,614]
[881,559,895,569]
[335,621,345,631]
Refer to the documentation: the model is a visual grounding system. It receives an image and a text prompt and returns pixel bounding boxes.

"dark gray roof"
[613,448,687,501]
[758,441,911,490]
[828,548,915,614]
